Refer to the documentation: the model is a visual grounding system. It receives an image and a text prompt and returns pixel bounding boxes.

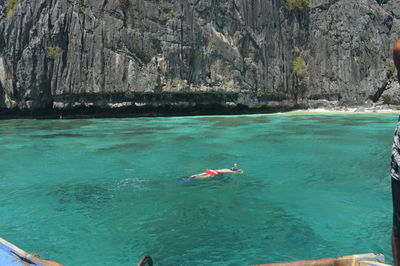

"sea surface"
[0,114,398,265]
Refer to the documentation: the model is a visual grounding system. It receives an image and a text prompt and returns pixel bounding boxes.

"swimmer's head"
[231,163,238,171]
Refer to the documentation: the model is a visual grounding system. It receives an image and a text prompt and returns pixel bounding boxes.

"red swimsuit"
[204,169,221,176]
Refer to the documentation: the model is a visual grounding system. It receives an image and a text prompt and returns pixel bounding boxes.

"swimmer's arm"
[217,169,244,174]
[216,169,234,173]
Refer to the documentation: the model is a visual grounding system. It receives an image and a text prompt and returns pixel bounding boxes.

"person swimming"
[188,163,244,179]
[230,163,239,171]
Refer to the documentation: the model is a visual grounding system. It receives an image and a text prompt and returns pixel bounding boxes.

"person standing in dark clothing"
[391,40,400,266]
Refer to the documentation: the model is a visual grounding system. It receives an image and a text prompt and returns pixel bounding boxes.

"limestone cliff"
[0,0,399,116]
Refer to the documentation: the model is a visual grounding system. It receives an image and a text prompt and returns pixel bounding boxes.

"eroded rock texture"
[0,0,399,114]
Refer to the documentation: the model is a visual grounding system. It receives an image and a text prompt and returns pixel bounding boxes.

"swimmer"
[189,163,244,179]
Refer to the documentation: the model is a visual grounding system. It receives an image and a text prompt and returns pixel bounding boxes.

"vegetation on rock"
[6,0,19,17]
[286,0,308,10]
[47,47,56,59]
[388,63,396,73]
[233,31,242,39]
[292,56,307,76]
[166,10,174,18]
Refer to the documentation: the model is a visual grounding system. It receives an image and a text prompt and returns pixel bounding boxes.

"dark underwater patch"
[197,116,252,127]
[120,126,174,137]
[138,126,174,132]
[38,120,94,131]
[97,142,153,152]
[312,129,347,136]
[122,130,153,136]
[172,135,196,142]
[139,200,324,265]
[31,133,83,138]
[48,183,112,207]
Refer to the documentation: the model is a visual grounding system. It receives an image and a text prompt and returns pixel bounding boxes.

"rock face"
[0,0,399,115]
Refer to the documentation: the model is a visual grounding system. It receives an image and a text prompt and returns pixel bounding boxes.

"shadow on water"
[125,126,174,132]
[292,114,398,127]
[122,130,154,136]
[312,129,348,136]
[97,142,154,152]
[172,135,197,142]
[0,120,95,135]
[48,183,112,209]
[136,199,326,265]
[197,116,270,127]
[30,133,83,138]
[47,177,163,212]
[339,118,388,126]
[37,120,94,131]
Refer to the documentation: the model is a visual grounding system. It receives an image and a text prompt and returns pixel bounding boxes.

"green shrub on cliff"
[233,30,242,39]
[292,56,306,76]
[166,10,175,18]
[286,0,308,10]
[388,63,396,73]
[6,0,19,17]
[47,46,56,59]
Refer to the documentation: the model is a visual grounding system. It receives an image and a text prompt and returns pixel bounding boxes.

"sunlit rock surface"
[0,0,399,115]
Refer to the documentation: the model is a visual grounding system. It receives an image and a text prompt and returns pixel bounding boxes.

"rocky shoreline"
[0,104,299,120]
[1,99,399,120]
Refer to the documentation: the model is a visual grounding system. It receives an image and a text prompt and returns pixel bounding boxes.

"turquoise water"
[0,114,397,265]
